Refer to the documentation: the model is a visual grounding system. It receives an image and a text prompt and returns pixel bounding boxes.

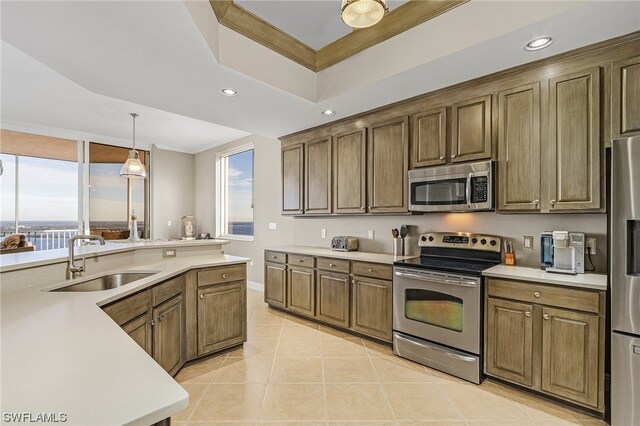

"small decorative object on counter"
[392,226,407,256]
[128,209,140,242]
[504,240,515,265]
[181,215,197,240]
[197,232,211,240]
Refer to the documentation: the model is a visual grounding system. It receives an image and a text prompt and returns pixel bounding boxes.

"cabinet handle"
[525,311,531,317]
[550,199,556,207]
[150,320,155,326]
[329,263,335,267]
[543,314,550,320]
[368,206,372,209]
[533,199,539,206]
[199,294,204,299]
[158,315,163,322]
[368,268,374,272]
[272,255,277,259]
[298,259,304,263]
[439,156,445,160]
[451,154,457,159]
[533,291,541,298]
[222,274,227,279]
[361,206,365,210]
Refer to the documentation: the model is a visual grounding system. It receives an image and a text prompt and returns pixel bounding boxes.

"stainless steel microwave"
[408,161,494,212]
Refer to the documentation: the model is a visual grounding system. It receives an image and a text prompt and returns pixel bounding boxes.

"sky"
[226,149,254,223]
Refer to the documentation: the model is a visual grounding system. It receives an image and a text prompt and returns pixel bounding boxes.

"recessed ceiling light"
[525,37,553,51]
[321,109,336,116]
[221,88,238,97]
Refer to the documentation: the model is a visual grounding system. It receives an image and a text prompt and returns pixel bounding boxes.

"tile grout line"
[184,352,229,422]
[365,337,398,422]
[256,312,284,422]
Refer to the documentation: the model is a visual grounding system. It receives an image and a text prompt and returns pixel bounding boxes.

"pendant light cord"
[130,113,138,151]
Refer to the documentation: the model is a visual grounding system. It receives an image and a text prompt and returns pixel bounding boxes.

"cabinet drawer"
[103,290,151,326]
[352,261,392,280]
[198,264,246,287]
[317,257,350,273]
[487,278,600,314]
[152,277,183,307]
[288,254,315,268]
[265,251,287,264]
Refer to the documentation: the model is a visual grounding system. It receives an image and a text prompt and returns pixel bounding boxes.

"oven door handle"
[394,271,478,287]
[466,173,473,208]
[394,332,478,362]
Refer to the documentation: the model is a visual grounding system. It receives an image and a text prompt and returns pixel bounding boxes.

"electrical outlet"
[586,237,596,255]
[523,236,533,250]
[268,222,277,230]
[368,230,375,240]
[321,229,327,238]
[163,249,176,258]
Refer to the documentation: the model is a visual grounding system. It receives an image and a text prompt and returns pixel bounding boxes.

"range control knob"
[490,240,497,246]
[471,238,478,244]
[420,236,427,242]
[428,236,434,242]
[480,238,487,245]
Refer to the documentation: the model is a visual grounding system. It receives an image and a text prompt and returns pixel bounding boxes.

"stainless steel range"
[393,232,501,384]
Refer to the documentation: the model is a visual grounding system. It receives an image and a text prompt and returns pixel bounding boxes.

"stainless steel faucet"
[67,234,106,279]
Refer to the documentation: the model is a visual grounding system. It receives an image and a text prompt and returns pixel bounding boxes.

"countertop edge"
[482,265,607,291]
[264,245,417,264]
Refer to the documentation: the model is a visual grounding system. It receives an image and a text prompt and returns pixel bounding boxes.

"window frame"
[215,143,255,242]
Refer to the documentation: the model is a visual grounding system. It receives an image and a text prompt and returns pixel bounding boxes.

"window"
[216,145,254,240]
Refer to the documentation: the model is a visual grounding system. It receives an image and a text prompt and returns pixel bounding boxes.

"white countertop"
[483,264,607,291]
[1,252,249,425]
[266,245,417,264]
[0,239,230,272]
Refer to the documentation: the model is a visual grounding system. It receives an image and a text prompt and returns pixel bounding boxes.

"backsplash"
[291,212,608,273]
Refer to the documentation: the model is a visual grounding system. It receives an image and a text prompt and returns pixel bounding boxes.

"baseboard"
[247,280,264,292]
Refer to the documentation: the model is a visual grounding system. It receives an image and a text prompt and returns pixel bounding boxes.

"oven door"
[393,267,481,354]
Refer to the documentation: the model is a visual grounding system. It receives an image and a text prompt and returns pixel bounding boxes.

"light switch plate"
[523,236,533,250]
[268,222,277,230]
[163,249,176,258]
[368,230,375,240]
[321,229,327,238]
[167,220,172,227]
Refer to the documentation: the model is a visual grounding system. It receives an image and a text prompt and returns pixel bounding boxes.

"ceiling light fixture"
[524,36,554,51]
[321,110,336,116]
[341,0,388,29]
[221,88,238,96]
[120,113,147,180]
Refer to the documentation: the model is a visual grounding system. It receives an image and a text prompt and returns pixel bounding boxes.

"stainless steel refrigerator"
[611,136,640,426]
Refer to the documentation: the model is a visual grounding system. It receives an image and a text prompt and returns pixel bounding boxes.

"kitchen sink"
[52,272,159,292]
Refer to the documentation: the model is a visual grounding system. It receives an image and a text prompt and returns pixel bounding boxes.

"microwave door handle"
[466,174,472,207]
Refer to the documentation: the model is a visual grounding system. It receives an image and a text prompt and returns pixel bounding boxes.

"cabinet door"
[305,137,332,214]
[153,295,184,376]
[264,262,286,308]
[411,107,447,168]
[367,116,409,213]
[316,271,350,327]
[541,307,599,408]
[497,83,541,211]
[287,267,315,317]
[612,55,640,138]
[548,67,601,211]
[122,312,153,356]
[333,128,367,213]
[198,281,247,356]
[282,143,304,214]
[351,276,392,341]
[485,298,533,386]
[451,95,492,163]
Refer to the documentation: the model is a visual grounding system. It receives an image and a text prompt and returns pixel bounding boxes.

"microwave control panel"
[471,176,488,203]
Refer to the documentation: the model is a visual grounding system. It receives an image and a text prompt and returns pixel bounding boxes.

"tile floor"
[173,289,606,425]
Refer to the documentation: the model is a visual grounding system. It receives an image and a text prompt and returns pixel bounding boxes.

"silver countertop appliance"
[611,136,640,426]
[540,231,585,274]
[330,236,358,252]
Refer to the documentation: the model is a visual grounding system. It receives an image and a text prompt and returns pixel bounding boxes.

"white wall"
[151,145,195,240]
[194,134,293,283]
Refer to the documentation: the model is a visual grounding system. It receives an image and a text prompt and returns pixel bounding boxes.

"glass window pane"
[226,149,254,236]
[0,154,16,232]
[18,155,78,249]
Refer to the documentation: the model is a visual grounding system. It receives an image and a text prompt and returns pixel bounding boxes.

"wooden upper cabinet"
[548,67,601,211]
[411,107,447,168]
[612,55,640,138]
[541,307,599,408]
[333,128,367,213]
[367,116,409,213]
[451,95,493,163]
[282,143,304,215]
[305,137,332,214]
[486,298,533,387]
[497,83,541,211]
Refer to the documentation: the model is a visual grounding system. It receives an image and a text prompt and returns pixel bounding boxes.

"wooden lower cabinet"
[316,271,350,327]
[153,295,184,376]
[486,298,533,387]
[541,306,599,407]
[197,281,247,356]
[122,312,153,356]
[485,278,604,413]
[264,262,287,307]
[351,275,392,341]
[287,266,315,317]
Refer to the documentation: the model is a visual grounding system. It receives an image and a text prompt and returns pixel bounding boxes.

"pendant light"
[341,0,388,29]
[120,113,147,179]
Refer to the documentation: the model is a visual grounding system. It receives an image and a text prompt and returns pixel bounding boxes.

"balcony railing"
[0,229,79,251]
